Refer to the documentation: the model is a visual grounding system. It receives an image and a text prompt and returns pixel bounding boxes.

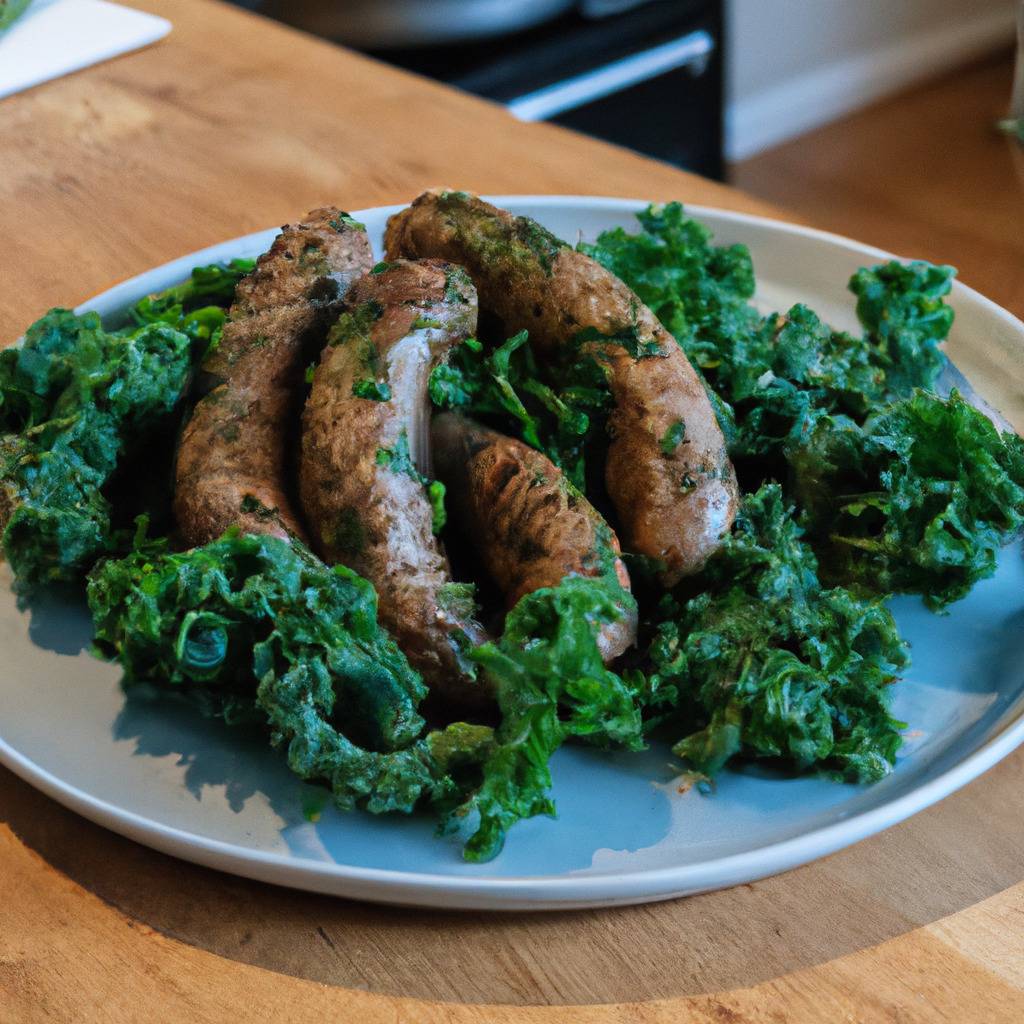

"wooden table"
[3,3,1024,1021]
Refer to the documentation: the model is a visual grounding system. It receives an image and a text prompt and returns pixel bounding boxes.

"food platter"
[1,196,1023,911]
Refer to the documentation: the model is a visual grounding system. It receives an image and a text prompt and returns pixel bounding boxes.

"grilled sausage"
[431,412,637,663]
[175,208,372,545]
[385,189,738,585]
[300,260,491,705]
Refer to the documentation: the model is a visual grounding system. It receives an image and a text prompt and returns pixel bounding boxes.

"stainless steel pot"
[259,0,577,48]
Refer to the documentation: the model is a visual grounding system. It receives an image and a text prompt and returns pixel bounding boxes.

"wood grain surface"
[1,2,1023,1021]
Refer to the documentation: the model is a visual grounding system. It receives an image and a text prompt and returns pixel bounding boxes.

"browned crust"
[385,189,739,585]
[174,207,372,545]
[300,259,491,706]
[431,412,637,663]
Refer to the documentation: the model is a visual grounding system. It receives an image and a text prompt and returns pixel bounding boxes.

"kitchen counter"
[2,2,1023,1021]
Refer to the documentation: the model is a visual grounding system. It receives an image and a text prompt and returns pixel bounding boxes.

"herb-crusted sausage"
[431,412,637,662]
[175,208,372,546]
[300,260,491,705]
[385,190,739,585]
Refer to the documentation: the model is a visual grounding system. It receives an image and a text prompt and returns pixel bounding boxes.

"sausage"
[175,207,372,546]
[431,412,637,663]
[300,259,491,706]
[384,189,738,585]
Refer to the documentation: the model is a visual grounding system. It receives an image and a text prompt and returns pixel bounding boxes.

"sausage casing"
[300,259,491,705]
[175,208,372,545]
[385,190,739,585]
[431,412,637,663]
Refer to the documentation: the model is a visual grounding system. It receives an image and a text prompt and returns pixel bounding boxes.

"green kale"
[0,310,192,585]
[87,530,495,811]
[647,485,907,782]
[126,258,254,356]
[428,331,611,489]
[461,575,645,861]
[849,260,954,395]
[792,390,1024,608]
[584,203,955,465]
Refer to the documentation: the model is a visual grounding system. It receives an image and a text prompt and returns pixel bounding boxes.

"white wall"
[726,0,1018,161]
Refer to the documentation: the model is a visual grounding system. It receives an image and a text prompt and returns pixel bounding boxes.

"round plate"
[2,197,1023,911]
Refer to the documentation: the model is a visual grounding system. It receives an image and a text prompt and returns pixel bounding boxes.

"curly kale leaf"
[125,258,255,354]
[87,531,647,857]
[647,484,907,782]
[87,530,494,813]
[0,311,192,585]
[458,575,645,861]
[792,390,1024,608]
[585,203,955,463]
[428,331,611,489]
[849,260,954,396]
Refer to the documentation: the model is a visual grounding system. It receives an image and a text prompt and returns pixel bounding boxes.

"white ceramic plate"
[2,197,1023,911]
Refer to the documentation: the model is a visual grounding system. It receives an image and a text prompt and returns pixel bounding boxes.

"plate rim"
[3,194,1023,910]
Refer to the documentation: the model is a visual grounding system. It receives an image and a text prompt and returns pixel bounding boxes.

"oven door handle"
[506,28,714,122]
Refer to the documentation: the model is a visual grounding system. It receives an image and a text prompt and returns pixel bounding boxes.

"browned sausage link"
[300,260,492,706]
[431,412,637,663]
[175,208,373,546]
[385,189,739,585]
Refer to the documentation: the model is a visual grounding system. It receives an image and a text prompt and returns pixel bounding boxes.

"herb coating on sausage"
[385,190,739,584]
[300,260,491,706]
[432,412,637,662]
[175,208,372,546]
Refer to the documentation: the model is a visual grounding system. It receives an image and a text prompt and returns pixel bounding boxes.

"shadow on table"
[3,748,1024,1007]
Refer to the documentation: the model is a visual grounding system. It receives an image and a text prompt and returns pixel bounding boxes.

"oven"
[243,0,726,179]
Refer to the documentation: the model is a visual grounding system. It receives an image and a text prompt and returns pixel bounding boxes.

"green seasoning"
[352,378,391,402]
[329,212,366,232]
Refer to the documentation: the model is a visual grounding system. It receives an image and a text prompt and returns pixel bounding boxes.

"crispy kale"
[0,262,252,587]
[125,258,255,356]
[647,485,907,781]
[584,203,956,462]
[792,390,1024,608]
[0,310,192,585]
[87,530,494,813]
[87,530,644,857]
[462,575,645,861]
[428,330,611,489]
[849,260,954,396]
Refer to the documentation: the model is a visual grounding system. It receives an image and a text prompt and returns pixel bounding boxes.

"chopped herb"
[437,581,477,619]
[428,479,447,534]
[375,430,421,481]
[329,212,366,232]
[660,420,686,455]
[411,316,444,331]
[352,378,392,402]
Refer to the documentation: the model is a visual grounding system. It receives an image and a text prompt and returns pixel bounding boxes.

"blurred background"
[229,0,1022,315]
